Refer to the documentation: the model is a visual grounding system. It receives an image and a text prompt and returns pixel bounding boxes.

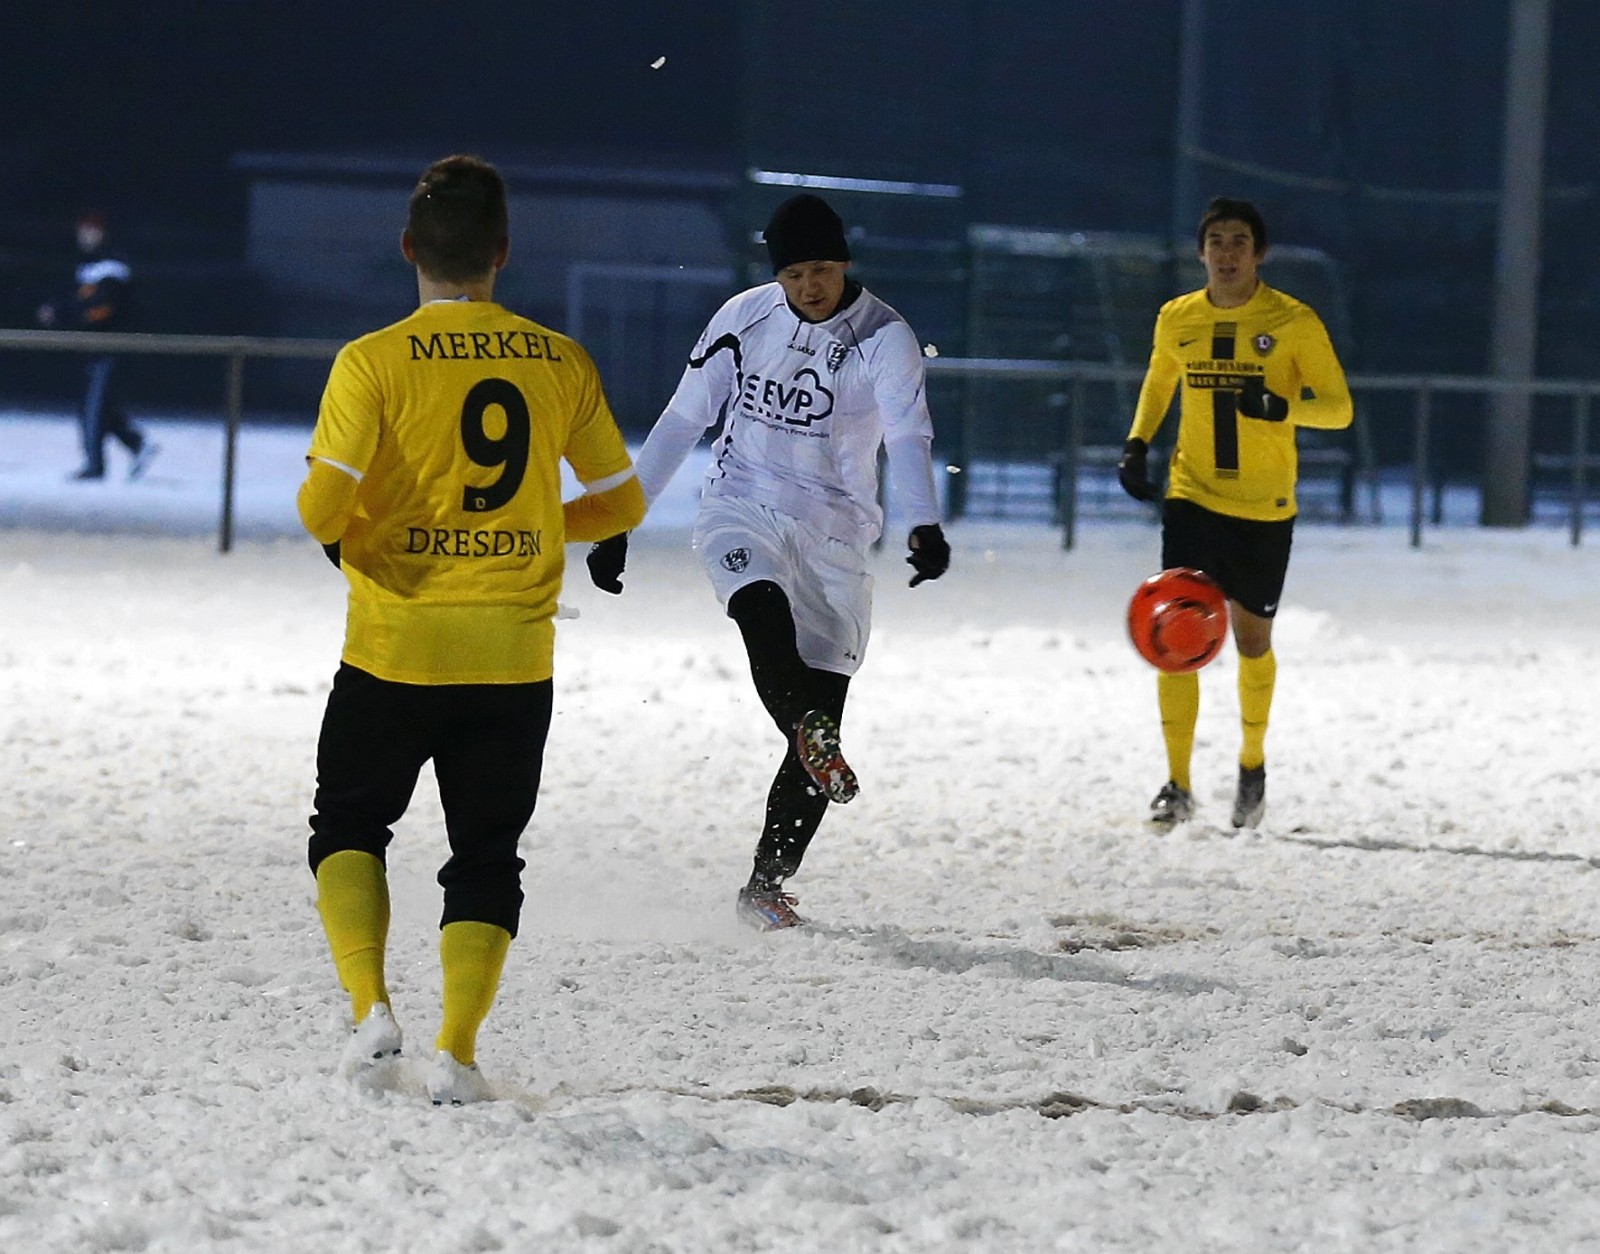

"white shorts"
[692,495,873,676]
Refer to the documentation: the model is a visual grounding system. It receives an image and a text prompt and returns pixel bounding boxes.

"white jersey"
[634,281,941,546]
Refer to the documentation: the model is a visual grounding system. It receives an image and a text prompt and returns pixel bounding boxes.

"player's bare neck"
[1206,279,1258,311]
[416,272,496,305]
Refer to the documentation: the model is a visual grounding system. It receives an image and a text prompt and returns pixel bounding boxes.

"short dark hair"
[406,155,508,282]
[1196,197,1267,254]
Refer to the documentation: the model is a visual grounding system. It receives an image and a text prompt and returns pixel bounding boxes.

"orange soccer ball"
[1127,568,1229,673]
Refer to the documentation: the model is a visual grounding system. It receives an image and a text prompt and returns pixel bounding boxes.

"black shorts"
[1161,498,1295,618]
[307,663,553,937]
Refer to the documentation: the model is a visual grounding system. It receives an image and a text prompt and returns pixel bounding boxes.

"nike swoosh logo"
[1178,338,1199,347]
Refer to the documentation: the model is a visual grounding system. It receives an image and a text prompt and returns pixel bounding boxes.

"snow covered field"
[3,413,1600,1252]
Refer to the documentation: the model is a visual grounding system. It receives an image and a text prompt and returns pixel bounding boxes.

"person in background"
[1118,196,1352,830]
[37,210,158,481]
[585,192,949,931]
[297,154,644,1104]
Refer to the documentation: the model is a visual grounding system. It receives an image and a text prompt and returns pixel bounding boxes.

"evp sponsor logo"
[739,368,835,427]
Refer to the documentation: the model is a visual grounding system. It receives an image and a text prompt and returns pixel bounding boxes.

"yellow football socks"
[436,921,512,1066]
[315,850,391,1023]
[1156,670,1200,791]
[1238,649,1277,771]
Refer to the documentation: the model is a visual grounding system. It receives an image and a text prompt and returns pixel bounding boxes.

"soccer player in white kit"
[586,193,949,930]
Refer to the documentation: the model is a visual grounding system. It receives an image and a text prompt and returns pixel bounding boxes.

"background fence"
[924,356,1600,548]
[0,328,341,551]
[2,328,1594,551]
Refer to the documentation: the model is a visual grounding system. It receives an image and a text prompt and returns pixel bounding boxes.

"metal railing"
[0,331,1594,550]
[1354,372,1594,549]
[0,327,343,551]
[925,356,1599,548]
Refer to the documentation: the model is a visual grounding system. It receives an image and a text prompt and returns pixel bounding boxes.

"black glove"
[907,523,950,588]
[1117,438,1160,502]
[321,541,341,569]
[1236,375,1290,422]
[586,532,629,594]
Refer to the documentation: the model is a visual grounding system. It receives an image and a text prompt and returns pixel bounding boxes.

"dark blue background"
[1,1,1594,448]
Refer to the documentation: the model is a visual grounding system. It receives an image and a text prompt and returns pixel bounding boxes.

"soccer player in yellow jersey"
[296,155,644,1104]
[1119,197,1352,831]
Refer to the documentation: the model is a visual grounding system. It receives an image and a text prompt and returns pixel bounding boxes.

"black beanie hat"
[764,194,851,273]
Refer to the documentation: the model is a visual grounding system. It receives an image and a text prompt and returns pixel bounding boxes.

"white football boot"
[426,1050,492,1106]
[338,1003,403,1080]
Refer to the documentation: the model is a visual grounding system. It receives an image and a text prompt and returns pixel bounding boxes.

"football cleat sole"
[795,710,858,804]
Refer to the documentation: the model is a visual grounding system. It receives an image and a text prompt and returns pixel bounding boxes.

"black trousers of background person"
[307,663,553,938]
[79,356,146,475]
[727,581,851,886]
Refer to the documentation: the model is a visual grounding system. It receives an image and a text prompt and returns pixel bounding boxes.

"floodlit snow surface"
[3,413,1600,1253]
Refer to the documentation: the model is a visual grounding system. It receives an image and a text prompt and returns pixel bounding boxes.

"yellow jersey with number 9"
[1129,283,1352,522]
[308,299,633,685]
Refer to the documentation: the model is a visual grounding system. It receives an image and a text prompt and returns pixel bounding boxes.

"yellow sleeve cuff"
[563,476,646,544]
[297,458,360,545]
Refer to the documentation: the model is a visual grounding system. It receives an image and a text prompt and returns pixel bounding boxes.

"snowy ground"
[3,412,1600,1253]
